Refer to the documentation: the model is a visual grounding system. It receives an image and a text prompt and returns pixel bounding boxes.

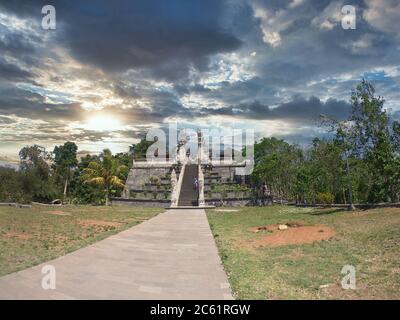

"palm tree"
[82,149,126,205]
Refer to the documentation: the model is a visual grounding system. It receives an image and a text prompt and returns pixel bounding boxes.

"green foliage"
[315,192,334,204]
[52,141,78,198]
[252,80,400,204]
[19,145,51,179]
[69,154,105,205]
[0,167,27,203]
[53,142,78,168]
[81,149,127,205]
[114,152,133,170]
[1,80,399,206]
[130,138,153,160]
[0,146,132,205]
[149,176,161,187]
[252,137,302,200]
[348,80,400,202]
[17,145,59,202]
[213,184,229,199]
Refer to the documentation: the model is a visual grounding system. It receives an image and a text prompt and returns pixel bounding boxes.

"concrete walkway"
[0,209,233,300]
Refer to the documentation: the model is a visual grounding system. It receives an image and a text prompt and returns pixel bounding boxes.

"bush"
[316,192,334,204]
[0,167,59,203]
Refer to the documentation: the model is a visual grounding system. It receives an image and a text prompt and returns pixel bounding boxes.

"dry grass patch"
[45,210,71,216]
[0,205,163,276]
[207,205,400,299]
[3,231,32,240]
[77,219,123,228]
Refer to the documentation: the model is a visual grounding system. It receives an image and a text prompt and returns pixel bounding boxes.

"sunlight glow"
[85,115,122,132]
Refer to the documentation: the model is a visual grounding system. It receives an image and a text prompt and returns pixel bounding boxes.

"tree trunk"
[63,176,68,199]
[346,156,355,211]
[105,189,110,206]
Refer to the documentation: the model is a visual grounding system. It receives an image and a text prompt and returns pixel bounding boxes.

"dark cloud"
[0,0,399,157]
[63,0,240,78]
[108,93,352,125]
[0,0,241,81]
[0,22,39,57]
[244,0,399,89]
[174,83,212,96]
[0,85,83,121]
[199,97,351,123]
[97,98,189,124]
[0,14,44,77]
[0,58,34,82]
[177,77,277,106]
[113,83,142,99]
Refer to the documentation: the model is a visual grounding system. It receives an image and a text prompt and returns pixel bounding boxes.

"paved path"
[0,209,232,300]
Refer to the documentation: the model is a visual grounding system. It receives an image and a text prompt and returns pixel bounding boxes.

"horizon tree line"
[0,80,399,205]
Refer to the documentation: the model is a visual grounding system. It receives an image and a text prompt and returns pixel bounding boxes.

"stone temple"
[112,130,253,207]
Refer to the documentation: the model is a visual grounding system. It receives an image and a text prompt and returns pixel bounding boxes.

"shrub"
[316,192,334,204]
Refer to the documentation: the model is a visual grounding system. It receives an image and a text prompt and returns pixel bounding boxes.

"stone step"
[178,164,199,207]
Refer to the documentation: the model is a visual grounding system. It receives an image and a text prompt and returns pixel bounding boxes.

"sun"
[85,115,122,132]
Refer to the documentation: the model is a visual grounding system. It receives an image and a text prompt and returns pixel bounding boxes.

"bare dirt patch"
[77,219,123,228]
[248,225,276,233]
[248,221,305,233]
[375,207,400,213]
[3,231,32,240]
[244,224,334,248]
[215,209,240,212]
[46,210,71,216]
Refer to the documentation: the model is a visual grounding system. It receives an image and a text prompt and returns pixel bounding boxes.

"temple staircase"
[177,164,199,206]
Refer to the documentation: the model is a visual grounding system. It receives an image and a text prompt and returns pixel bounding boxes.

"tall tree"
[53,141,78,199]
[19,145,50,179]
[320,115,356,209]
[252,138,303,201]
[18,145,57,202]
[349,80,398,202]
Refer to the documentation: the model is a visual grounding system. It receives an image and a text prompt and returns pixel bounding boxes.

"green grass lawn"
[207,206,400,300]
[0,205,162,276]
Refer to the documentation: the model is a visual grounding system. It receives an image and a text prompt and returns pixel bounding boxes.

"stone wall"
[111,197,252,207]
[207,165,240,182]
[122,161,249,206]
[111,198,170,207]
[124,165,171,192]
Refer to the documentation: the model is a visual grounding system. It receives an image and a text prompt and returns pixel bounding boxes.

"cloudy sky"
[0,0,399,160]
